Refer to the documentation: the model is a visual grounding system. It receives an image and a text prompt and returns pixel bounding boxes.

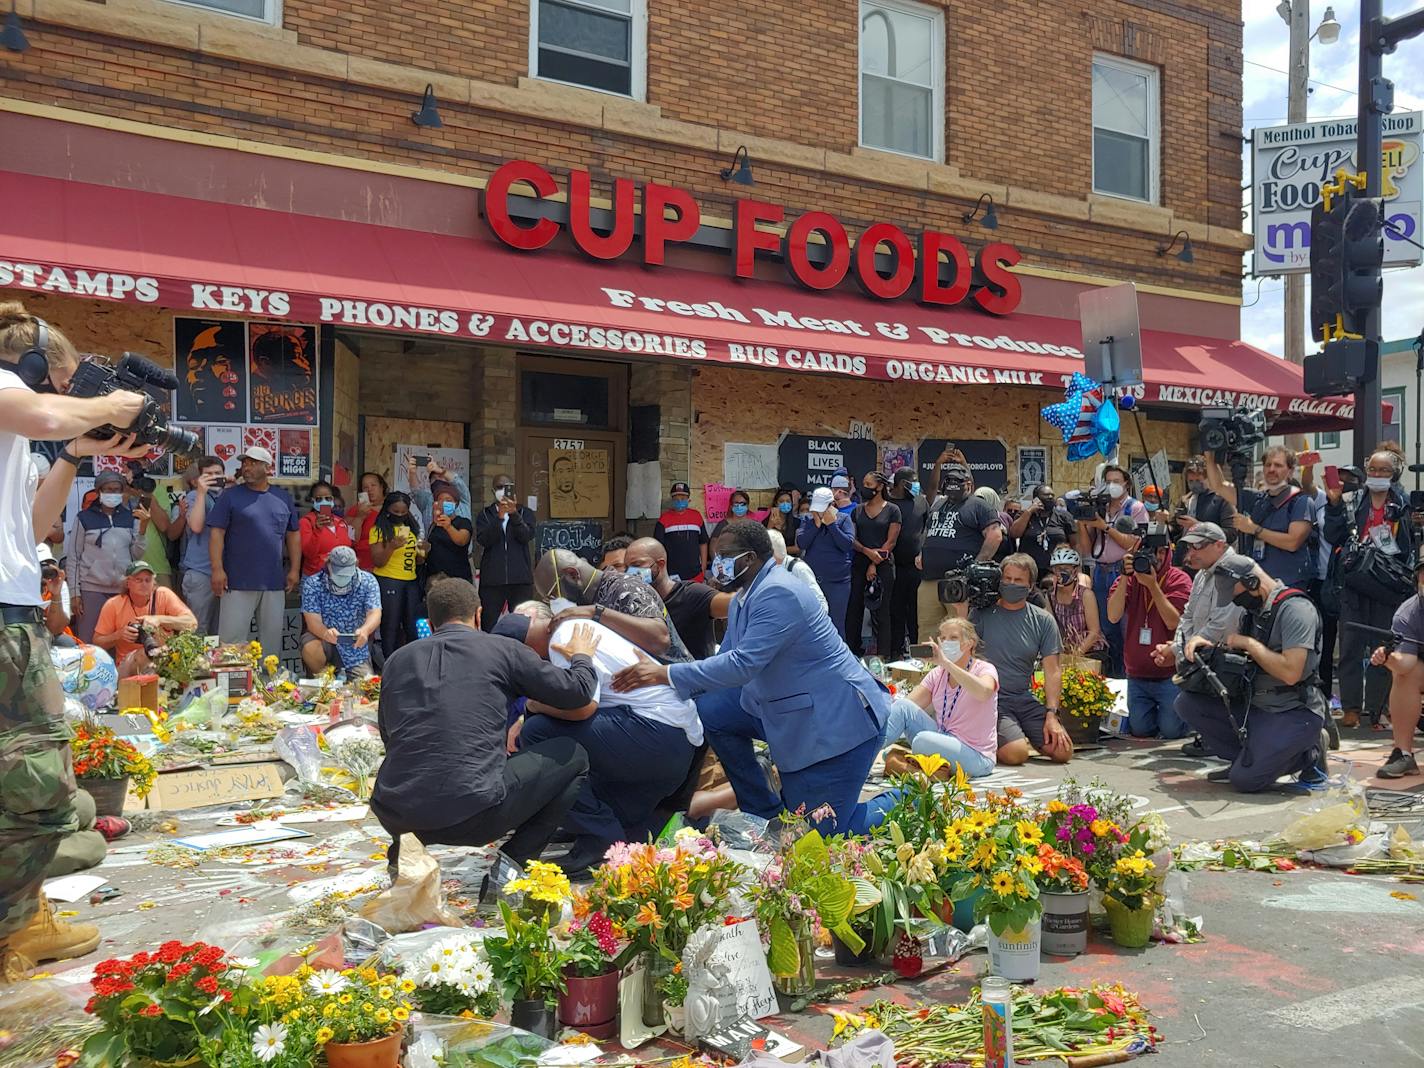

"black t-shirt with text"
[921,497,1000,579]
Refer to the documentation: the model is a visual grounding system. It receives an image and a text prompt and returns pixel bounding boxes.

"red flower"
[194,946,224,969]
[157,941,185,963]
[140,1004,163,1018]
[195,976,219,995]
[167,963,193,982]
[221,990,233,1002]
[84,997,98,1014]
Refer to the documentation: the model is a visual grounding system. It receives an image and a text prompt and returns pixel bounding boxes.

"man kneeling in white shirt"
[496,601,702,875]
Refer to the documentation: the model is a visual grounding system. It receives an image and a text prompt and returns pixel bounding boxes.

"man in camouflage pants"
[0,302,150,978]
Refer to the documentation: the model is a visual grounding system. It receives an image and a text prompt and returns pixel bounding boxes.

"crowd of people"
[3,296,1421,981]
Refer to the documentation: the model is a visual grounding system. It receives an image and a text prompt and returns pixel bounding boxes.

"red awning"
[0,171,1350,431]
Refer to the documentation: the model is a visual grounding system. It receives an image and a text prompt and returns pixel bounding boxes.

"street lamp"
[1275,1,1339,366]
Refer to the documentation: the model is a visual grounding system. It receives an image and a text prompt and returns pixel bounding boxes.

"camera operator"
[92,561,197,676]
[1173,458,1236,570]
[1108,531,1193,739]
[0,301,152,974]
[1011,483,1076,577]
[1074,465,1148,677]
[1324,448,1414,730]
[1176,556,1329,793]
[1205,446,1316,589]
[917,454,1003,631]
[1366,556,1424,778]
[969,553,1073,765]
[37,543,75,645]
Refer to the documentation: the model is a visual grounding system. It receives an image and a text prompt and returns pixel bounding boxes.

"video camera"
[66,353,201,457]
[1198,405,1266,466]
[1130,522,1172,574]
[938,560,1001,608]
[1066,486,1110,521]
[1179,642,1254,702]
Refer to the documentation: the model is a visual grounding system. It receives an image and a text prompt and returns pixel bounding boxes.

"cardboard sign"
[722,442,779,489]
[139,762,288,812]
[549,447,610,519]
[694,919,777,1021]
[703,483,734,527]
[777,434,878,492]
[534,519,604,563]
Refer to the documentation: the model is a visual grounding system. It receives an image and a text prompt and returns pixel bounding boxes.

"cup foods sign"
[1251,112,1423,276]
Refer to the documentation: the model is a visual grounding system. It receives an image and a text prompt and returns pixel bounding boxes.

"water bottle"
[981,976,1013,1068]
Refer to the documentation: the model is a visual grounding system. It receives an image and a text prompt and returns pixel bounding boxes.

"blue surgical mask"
[627,565,653,585]
[673,498,689,511]
[314,498,334,511]
[99,493,123,509]
[910,482,921,496]
[731,503,749,517]
[441,500,457,516]
[778,501,793,514]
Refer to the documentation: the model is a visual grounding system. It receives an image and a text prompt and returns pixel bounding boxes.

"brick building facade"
[0,0,1343,562]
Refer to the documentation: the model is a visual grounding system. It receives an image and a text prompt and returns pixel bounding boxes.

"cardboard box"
[116,674,159,711]
[127,761,289,812]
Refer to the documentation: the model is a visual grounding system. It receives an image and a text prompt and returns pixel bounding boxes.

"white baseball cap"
[239,445,274,466]
[810,486,835,512]
[36,543,55,564]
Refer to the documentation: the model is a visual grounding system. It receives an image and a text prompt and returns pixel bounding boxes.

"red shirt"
[1110,564,1193,680]
[353,511,379,571]
[300,511,354,575]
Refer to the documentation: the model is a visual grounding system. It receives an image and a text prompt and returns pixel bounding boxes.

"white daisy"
[466,960,493,992]
[252,1023,287,1062]
[306,970,349,996]
[227,957,260,971]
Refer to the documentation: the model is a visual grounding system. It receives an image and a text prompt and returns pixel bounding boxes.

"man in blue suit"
[612,520,891,833]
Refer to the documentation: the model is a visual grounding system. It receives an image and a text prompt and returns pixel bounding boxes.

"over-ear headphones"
[14,317,50,388]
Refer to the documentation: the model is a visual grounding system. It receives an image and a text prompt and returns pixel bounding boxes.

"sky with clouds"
[1240,0,1424,354]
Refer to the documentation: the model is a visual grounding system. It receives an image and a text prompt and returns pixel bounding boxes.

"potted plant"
[657,963,688,1036]
[950,800,1044,982]
[1032,667,1114,747]
[485,899,569,1038]
[1035,843,1091,957]
[293,965,413,1068]
[403,936,499,1019]
[576,831,743,1029]
[557,913,620,1039]
[1103,850,1159,948]
[826,837,883,965]
[502,860,573,925]
[70,720,156,817]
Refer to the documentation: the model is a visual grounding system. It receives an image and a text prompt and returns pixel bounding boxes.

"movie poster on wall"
[248,323,318,425]
[174,318,247,424]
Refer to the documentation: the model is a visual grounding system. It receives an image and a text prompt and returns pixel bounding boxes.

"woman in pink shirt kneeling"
[880,616,999,778]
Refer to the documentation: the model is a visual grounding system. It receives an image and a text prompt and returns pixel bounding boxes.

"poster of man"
[248,322,318,424]
[174,318,246,423]
[548,447,609,518]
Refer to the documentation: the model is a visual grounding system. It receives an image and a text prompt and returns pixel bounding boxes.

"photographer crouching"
[0,302,154,978]
[1365,556,1424,779]
[91,561,197,677]
[1175,555,1329,793]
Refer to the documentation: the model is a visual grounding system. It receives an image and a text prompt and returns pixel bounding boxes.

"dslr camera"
[938,560,1001,608]
[1066,486,1110,521]
[1130,523,1171,574]
[1198,405,1266,465]
[66,353,201,457]
[132,622,162,659]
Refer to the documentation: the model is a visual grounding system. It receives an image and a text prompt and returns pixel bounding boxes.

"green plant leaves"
[849,876,882,914]
[766,916,801,978]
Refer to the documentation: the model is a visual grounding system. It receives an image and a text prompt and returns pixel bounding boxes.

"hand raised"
[552,621,601,661]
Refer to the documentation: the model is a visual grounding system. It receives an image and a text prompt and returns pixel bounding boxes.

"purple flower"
[1070,804,1098,822]
[1076,827,1094,842]
[1056,827,1073,841]
[1081,842,1096,855]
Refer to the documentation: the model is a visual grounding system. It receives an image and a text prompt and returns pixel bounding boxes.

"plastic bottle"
[981,975,1013,1068]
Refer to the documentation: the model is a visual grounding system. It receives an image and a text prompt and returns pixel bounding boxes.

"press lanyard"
[939,658,974,729]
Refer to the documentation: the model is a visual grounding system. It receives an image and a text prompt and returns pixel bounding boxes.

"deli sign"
[482,160,1023,316]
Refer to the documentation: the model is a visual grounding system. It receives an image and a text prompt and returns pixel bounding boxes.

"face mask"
[673,498,689,511]
[942,485,967,505]
[1145,503,1160,514]
[1232,589,1260,611]
[327,570,356,592]
[731,503,749,516]
[441,500,457,516]
[1187,479,1207,495]
[940,639,962,662]
[1056,571,1075,586]
[626,565,653,585]
[910,481,921,496]
[999,583,1030,605]
[314,498,334,510]
[549,596,577,615]
[99,493,123,509]
[1105,482,1125,499]
[709,551,752,590]
[1366,476,1392,492]
[779,501,793,514]
[1265,478,1289,495]
[863,487,879,499]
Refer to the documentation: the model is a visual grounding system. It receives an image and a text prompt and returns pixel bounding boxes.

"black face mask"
[941,484,967,505]
[1232,589,1261,611]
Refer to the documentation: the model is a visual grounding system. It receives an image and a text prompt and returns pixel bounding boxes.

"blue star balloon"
[1041,373,1120,462]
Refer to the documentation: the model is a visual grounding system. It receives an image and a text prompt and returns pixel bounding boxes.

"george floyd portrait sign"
[174,318,246,423]
[247,322,318,424]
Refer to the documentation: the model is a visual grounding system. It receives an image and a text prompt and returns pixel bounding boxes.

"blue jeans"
[695,688,880,834]
[1127,677,1190,739]
[1092,561,1124,677]
[880,696,996,777]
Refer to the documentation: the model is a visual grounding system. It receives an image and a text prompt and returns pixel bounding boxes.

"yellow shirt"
[370,524,418,581]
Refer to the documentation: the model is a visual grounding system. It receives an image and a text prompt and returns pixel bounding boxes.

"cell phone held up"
[411,454,431,468]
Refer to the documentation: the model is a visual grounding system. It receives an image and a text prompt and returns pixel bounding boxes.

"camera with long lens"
[1178,642,1254,699]
[1066,486,1110,521]
[66,353,201,457]
[133,622,162,659]
[1198,405,1266,465]
[1131,523,1171,573]
[938,560,1001,608]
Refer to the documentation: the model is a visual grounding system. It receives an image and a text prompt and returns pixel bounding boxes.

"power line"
[1385,219,1424,254]
[1242,58,1359,97]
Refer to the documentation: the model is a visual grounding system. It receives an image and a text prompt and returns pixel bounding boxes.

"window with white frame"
[164,0,277,23]
[1092,54,1160,203]
[1318,431,1341,450]
[1384,388,1405,446]
[859,0,944,161]
[531,0,645,99]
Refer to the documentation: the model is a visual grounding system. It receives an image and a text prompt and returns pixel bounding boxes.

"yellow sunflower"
[990,871,1015,896]
[1014,820,1044,845]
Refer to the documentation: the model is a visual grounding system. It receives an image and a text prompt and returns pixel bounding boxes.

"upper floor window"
[165,0,278,23]
[859,0,944,161]
[531,0,646,99]
[1092,54,1160,203]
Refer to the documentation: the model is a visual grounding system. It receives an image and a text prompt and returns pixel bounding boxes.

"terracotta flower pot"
[324,1031,403,1068]
[558,969,620,1039]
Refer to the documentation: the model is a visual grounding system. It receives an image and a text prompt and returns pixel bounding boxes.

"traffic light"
[1308,169,1383,344]
[1310,194,1348,344]
[1303,338,1376,397]
[1340,196,1384,331]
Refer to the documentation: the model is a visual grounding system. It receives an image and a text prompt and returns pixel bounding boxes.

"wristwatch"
[592,604,605,624]
[57,448,80,467]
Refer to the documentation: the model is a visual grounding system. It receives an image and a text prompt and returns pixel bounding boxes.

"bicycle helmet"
[1049,546,1081,569]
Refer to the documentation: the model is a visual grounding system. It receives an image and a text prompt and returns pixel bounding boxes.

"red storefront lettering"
[854,222,916,300]
[568,170,635,260]
[917,232,972,307]
[783,212,851,291]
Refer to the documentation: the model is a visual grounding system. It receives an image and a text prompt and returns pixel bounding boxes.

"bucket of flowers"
[1036,843,1091,957]
[485,867,573,1040]
[1103,851,1160,948]
[1031,667,1114,746]
[949,793,1044,982]
[70,719,156,817]
[576,830,743,1029]
[287,964,413,1068]
[557,912,621,1039]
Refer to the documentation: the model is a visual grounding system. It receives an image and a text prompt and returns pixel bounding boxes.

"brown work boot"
[1339,709,1360,729]
[0,945,36,983]
[6,895,100,966]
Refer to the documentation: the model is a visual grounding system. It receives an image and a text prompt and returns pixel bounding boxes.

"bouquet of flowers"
[289,964,413,1046]
[151,630,213,689]
[404,936,499,1018]
[949,792,1044,937]
[563,912,619,979]
[576,831,744,966]
[1104,850,1159,911]
[70,720,157,798]
[1035,843,1090,894]
[503,860,573,922]
[1031,667,1114,724]
[1040,799,1131,889]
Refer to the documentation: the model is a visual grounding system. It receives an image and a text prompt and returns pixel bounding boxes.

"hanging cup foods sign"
[481,160,1024,315]
[1250,112,1423,276]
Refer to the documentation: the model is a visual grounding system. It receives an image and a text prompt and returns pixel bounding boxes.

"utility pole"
[1353,1,1424,465]
[1283,0,1311,366]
